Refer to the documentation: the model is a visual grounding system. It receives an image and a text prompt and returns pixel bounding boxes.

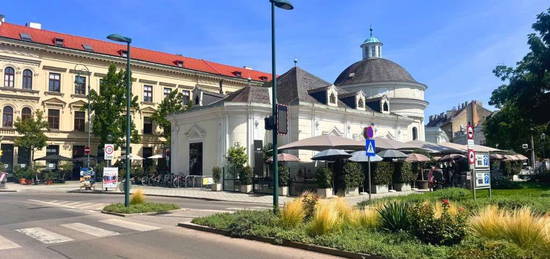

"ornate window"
[163,87,171,98]
[143,117,153,134]
[4,67,15,87]
[74,111,85,132]
[2,106,13,127]
[48,109,60,129]
[21,107,32,121]
[412,127,418,140]
[75,75,86,95]
[143,85,153,102]
[182,90,190,105]
[48,73,61,92]
[22,69,33,89]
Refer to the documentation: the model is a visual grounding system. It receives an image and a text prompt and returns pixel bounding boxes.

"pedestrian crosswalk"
[28,199,109,211]
[0,218,161,251]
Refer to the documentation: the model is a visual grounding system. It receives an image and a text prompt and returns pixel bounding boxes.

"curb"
[68,189,280,205]
[0,189,17,192]
[177,222,383,259]
[101,208,184,217]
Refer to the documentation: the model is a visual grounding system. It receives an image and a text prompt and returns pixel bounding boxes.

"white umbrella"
[349,151,383,162]
[311,149,351,161]
[147,154,163,159]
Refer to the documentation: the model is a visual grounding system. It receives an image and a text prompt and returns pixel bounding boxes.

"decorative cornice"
[42,65,67,72]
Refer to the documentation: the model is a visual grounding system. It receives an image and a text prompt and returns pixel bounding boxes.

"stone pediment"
[141,107,157,114]
[185,124,206,139]
[323,126,344,136]
[42,97,66,107]
[69,100,87,107]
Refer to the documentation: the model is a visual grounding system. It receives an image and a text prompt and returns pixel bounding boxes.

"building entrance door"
[72,145,85,180]
[1,144,14,173]
[189,142,203,175]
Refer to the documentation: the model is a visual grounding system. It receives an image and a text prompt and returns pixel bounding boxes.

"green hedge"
[393,162,415,183]
[315,167,333,188]
[372,162,393,185]
[343,162,364,189]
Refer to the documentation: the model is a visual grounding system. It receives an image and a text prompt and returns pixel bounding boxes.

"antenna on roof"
[293,58,298,67]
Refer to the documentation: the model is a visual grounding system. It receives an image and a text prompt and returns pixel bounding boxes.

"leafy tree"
[14,110,48,170]
[151,90,191,144]
[485,8,550,155]
[84,65,140,151]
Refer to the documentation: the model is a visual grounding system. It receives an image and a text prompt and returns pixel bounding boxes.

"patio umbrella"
[405,153,431,162]
[147,154,163,159]
[34,154,72,161]
[349,151,383,162]
[266,153,300,163]
[401,140,460,154]
[278,135,363,151]
[514,154,529,160]
[373,137,407,150]
[490,153,505,160]
[311,149,351,161]
[119,154,144,160]
[438,154,466,161]
[377,149,408,159]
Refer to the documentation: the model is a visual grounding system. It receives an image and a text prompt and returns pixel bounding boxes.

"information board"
[475,170,491,189]
[102,167,118,189]
[475,152,490,169]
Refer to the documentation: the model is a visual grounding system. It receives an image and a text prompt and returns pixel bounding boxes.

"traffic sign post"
[104,144,114,161]
[84,146,90,155]
[364,126,375,201]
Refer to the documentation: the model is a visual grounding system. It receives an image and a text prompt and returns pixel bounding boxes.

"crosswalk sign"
[365,139,376,157]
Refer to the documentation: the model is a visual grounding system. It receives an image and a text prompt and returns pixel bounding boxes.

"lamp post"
[107,34,132,207]
[269,0,293,212]
[74,64,91,169]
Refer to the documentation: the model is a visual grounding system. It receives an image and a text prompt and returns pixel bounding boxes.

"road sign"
[365,139,376,157]
[474,170,491,189]
[104,144,114,160]
[468,149,476,164]
[363,126,374,139]
[84,146,90,155]
[475,152,490,169]
[467,124,474,140]
[276,104,288,135]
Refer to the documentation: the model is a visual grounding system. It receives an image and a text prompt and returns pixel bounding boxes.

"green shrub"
[315,167,333,188]
[239,166,253,185]
[226,144,248,169]
[372,162,393,185]
[226,210,279,237]
[14,166,33,180]
[301,191,319,220]
[279,165,290,187]
[343,162,363,189]
[491,174,522,189]
[103,202,179,214]
[409,200,467,246]
[430,188,471,201]
[452,238,542,259]
[130,189,146,205]
[377,201,411,232]
[532,170,550,184]
[212,166,221,183]
[393,162,415,183]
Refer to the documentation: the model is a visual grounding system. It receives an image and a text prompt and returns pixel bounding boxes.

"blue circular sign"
[364,126,374,139]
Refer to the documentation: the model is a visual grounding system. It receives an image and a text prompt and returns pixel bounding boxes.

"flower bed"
[192,186,550,259]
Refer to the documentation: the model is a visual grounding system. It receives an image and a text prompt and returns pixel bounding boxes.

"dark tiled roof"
[276,67,332,105]
[223,86,270,104]
[334,58,421,86]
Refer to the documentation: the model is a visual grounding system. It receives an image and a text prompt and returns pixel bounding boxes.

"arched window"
[3,106,13,127]
[21,107,32,121]
[358,98,364,108]
[383,102,389,112]
[329,93,336,104]
[412,127,418,140]
[4,67,15,87]
[22,69,33,89]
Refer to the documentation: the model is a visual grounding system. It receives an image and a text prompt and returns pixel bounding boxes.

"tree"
[14,110,48,170]
[151,90,191,144]
[485,8,550,155]
[84,64,140,151]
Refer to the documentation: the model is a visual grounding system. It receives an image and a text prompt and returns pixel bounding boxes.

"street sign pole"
[364,126,375,201]
[367,154,371,200]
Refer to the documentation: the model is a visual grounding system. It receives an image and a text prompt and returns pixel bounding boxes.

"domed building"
[335,29,427,141]
[169,30,428,186]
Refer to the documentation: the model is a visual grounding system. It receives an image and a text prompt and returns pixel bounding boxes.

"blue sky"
[4,0,548,117]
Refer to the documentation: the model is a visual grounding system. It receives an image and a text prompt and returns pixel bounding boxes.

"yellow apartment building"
[0,17,270,178]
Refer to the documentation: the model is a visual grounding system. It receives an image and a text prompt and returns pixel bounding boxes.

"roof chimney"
[26,22,41,29]
[0,15,5,25]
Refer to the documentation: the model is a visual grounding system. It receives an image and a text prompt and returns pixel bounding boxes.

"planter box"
[316,187,333,198]
[371,184,388,194]
[279,186,288,196]
[416,180,429,189]
[394,183,411,192]
[240,184,253,193]
[211,183,222,192]
[345,187,359,196]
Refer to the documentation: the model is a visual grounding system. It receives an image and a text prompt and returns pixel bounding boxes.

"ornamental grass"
[281,198,305,228]
[130,189,146,205]
[469,205,550,253]
[308,200,342,236]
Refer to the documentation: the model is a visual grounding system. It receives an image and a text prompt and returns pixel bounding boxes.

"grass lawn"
[191,183,550,259]
[103,202,180,214]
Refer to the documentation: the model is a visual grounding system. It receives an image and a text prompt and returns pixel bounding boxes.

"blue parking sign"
[365,139,376,157]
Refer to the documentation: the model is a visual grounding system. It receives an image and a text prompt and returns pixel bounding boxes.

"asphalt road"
[0,192,340,259]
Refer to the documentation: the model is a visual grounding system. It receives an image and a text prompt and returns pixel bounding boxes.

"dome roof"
[363,36,381,44]
[334,58,420,86]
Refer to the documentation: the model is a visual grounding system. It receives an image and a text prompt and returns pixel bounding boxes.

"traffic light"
[264,116,274,130]
[277,104,288,135]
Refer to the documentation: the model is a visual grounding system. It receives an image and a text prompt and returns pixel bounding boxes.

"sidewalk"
[6,181,419,205]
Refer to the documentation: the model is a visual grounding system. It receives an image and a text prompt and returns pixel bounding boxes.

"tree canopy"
[151,89,191,144]
[484,8,550,156]
[14,110,48,167]
[85,64,140,150]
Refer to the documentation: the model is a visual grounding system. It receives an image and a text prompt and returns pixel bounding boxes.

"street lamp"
[269,0,293,212]
[107,33,132,207]
[74,64,91,169]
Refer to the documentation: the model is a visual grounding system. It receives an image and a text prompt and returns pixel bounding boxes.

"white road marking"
[27,199,106,211]
[0,234,20,250]
[99,219,160,232]
[16,227,73,244]
[61,223,119,237]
